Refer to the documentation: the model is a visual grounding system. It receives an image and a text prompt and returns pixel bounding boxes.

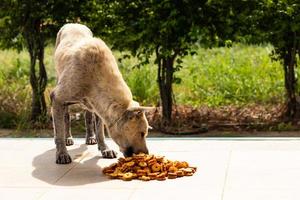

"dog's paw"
[56,152,72,164]
[101,149,118,158]
[86,136,97,145]
[65,137,74,146]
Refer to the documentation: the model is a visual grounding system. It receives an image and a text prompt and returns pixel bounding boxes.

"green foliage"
[116,52,159,105]
[254,0,300,59]
[0,46,55,128]
[0,49,31,128]
[203,0,300,117]
[0,0,88,122]
[252,0,300,117]
[0,44,286,128]
[0,0,86,49]
[0,44,286,126]
[273,122,294,131]
[175,44,284,106]
[203,0,300,51]
[87,0,209,121]
[0,0,299,126]
[89,0,203,59]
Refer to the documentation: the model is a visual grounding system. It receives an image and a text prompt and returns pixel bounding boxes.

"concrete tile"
[0,188,46,200]
[1,138,300,200]
[0,141,91,168]
[75,150,119,169]
[55,167,140,189]
[225,167,300,190]
[72,150,230,189]
[159,151,230,167]
[130,150,231,192]
[146,139,233,152]
[223,188,300,200]
[229,150,300,170]
[0,139,45,151]
[0,166,70,187]
[224,150,300,191]
[134,171,224,190]
[231,140,300,151]
[39,188,134,200]
[131,188,222,200]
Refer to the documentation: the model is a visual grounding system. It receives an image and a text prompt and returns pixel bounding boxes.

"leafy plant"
[87,0,207,124]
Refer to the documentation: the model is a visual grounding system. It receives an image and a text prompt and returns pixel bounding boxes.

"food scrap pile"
[102,153,197,181]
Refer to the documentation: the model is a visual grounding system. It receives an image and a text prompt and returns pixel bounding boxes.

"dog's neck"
[104,102,128,128]
[91,97,129,127]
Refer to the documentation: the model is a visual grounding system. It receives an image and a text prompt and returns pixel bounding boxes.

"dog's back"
[54,23,132,108]
[54,23,93,77]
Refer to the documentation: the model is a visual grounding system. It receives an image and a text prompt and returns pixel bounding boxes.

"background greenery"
[0,43,290,128]
[1,0,299,126]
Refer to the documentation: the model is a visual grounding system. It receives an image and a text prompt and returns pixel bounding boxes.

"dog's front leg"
[84,110,97,145]
[64,108,74,146]
[95,115,117,158]
[52,101,72,164]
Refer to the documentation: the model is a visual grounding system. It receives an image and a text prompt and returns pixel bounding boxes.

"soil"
[1,128,300,138]
[146,104,300,134]
[1,103,299,138]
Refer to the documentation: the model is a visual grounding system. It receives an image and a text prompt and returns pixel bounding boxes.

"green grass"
[119,43,285,107]
[0,47,55,128]
[0,43,289,128]
[175,43,284,106]
[116,52,159,106]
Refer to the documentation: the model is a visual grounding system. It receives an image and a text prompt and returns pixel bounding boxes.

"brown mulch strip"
[146,104,296,134]
[12,103,298,136]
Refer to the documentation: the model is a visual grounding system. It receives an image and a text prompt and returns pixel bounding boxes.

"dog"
[51,23,151,164]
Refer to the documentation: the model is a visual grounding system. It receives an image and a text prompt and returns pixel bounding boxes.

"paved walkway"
[1,138,300,200]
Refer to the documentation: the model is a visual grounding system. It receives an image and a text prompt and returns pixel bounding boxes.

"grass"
[0,43,289,128]
[116,52,159,105]
[175,44,284,106]
[118,43,285,107]
[0,46,56,129]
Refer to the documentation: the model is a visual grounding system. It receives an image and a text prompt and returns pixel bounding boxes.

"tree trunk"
[283,43,299,118]
[37,35,47,119]
[26,21,48,123]
[31,38,47,122]
[157,53,175,125]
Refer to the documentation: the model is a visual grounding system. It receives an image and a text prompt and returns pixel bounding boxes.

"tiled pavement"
[1,138,300,200]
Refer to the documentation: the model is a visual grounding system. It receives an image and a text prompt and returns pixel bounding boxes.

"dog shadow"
[31,143,113,186]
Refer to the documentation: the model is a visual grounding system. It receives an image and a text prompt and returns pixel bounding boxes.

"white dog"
[51,23,151,164]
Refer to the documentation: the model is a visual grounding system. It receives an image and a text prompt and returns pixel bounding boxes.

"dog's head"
[109,103,153,157]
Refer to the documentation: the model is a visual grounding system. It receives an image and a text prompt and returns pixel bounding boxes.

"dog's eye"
[140,132,146,138]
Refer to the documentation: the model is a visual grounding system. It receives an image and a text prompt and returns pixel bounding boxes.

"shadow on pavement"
[31,143,111,186]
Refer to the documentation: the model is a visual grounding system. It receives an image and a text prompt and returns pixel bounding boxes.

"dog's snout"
[123,147,149,157]
[144,148,149,154]
[124,147,134,157]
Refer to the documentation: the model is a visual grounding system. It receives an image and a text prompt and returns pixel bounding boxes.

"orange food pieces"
[102,153,197,181]
[122,172,134,181]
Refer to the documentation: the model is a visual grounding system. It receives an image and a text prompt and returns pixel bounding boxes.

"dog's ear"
[127,106,155,113]
[129,100,140,107]
[126,101,155,120]
[125,109,144,120]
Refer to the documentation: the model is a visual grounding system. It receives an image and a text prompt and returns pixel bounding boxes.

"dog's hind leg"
[85,110,97,145]
[95,115,117,158]
[64,107,74,146]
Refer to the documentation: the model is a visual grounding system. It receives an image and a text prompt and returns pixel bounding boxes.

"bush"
[175,43,284,106]
[117,53,159,106]
[0,43,290,128]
